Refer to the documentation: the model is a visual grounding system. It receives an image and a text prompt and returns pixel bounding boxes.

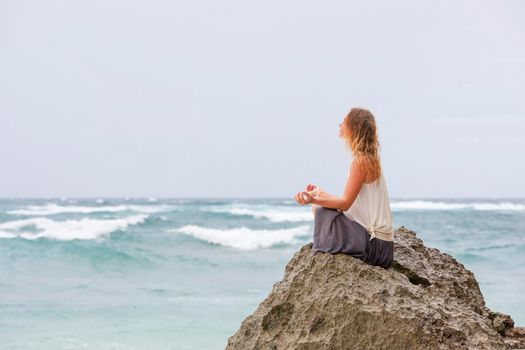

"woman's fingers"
[302,191,312,204]
[298,192,306,205]
[306,184,317,192]
[295,190,315,205]
[299,192,304,205]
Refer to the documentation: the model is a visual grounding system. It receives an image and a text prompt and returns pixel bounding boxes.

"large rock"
[226,226,525,349]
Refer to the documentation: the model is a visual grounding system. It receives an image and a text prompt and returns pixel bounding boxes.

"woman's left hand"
[294,191,313,205]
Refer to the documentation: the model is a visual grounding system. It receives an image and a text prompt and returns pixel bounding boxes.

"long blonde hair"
[342,107,382,183]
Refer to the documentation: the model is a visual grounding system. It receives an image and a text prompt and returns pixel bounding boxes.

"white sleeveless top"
[343,168,394,242]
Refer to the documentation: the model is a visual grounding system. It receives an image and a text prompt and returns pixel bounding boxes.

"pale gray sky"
[1,0,524,198]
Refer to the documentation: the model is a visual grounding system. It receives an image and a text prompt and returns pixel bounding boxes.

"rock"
[226,226,525,350]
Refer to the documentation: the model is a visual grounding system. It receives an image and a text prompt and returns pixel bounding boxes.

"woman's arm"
[317,189,339,199]
[310,160,366,211]
[311,194,347,211]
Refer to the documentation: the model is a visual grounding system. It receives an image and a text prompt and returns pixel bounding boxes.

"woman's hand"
[306,184,323,198]
[294,191,313,205]
[306,184,319,192]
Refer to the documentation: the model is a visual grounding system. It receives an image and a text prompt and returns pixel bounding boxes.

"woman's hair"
[342,107,382,183]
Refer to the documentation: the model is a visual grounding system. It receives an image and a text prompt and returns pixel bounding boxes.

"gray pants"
[312,206,394,269]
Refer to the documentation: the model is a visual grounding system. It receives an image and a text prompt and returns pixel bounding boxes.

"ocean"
[1,198,524,349]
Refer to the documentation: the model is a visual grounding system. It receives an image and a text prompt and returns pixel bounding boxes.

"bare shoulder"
[341,158,367,210]
[349,158,367,183]
[350,157,367,175]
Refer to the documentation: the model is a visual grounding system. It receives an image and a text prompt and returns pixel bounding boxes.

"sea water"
[1,198,524,349]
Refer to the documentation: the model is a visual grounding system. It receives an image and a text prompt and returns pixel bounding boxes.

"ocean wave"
[171,224,311,250]
[465,243,516,252]
[469,202,525,211]
[391,200,525,211]
[207,206,312,222]
[7,203,175,216]
[0,215,147,240]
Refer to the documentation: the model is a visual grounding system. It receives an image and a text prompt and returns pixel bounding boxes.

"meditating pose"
[294,107,394,268]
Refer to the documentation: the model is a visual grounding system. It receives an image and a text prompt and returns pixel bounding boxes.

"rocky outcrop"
[226,226,525,350]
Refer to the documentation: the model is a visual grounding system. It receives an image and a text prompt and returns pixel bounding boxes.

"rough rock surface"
[226,226,525,350]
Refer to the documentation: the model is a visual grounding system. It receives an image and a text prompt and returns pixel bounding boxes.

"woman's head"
[339,107,382,182]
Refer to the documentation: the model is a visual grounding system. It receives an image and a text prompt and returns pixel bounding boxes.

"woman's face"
[339,116,349,139]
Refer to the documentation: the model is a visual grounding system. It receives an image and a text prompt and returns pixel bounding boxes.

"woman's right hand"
[294,191,312,205]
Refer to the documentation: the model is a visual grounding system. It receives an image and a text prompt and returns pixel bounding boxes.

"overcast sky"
[1,0,524,198]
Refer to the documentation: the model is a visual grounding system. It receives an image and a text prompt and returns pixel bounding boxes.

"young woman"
[294,107,394,268]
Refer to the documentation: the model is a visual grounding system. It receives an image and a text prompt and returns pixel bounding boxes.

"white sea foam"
[391,200,525,211]
[207,206,312,222]
[0,231,16,238]
[0,215,147,240]
[391,201,468,210]
[470,202,525,211]
[171,224,310,250]
[7,204,175,216]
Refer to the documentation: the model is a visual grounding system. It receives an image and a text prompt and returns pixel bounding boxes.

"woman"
[294,107,394,269]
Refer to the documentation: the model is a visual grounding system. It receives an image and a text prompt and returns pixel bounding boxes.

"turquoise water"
[1,198,524,349]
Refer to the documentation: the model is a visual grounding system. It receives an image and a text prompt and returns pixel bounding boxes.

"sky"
[1,0,524,198]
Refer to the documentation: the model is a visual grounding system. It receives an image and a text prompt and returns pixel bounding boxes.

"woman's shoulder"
[349,156,383,184]
[348,157,369,183]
